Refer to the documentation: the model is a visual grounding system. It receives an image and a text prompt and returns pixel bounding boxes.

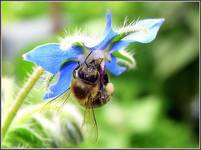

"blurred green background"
[1,1,199,148]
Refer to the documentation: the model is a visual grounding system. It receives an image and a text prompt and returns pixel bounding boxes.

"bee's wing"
[40,89,71,113]
[40,72,73,113]
[81,106,98,143]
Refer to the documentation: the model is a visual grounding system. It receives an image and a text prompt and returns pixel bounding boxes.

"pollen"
[106,83,114,95]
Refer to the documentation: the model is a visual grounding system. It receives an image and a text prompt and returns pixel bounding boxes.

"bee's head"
[77,64,99,84]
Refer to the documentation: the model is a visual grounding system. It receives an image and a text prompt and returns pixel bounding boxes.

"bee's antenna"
[84,51,93,67]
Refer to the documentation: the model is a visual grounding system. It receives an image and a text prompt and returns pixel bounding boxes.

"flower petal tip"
[120,17,165,44]
[22,53,27,60]
[106,10,112,18]
[105,10,113,31]
[22,53,31,61]
[158,18,165,25]
[153,18,165,29]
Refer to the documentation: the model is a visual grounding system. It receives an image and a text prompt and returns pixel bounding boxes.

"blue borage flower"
[23,11,164,100]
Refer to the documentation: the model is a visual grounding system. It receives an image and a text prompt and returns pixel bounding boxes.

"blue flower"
[23,11,164,100]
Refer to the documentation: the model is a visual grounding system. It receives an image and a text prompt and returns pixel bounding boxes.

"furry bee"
[70,55,114,141]
[71,58,114,109]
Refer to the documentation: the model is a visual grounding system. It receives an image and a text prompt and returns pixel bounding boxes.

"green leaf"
[4,126,49,148]
[112,50,136,69]
[111,33,127,43]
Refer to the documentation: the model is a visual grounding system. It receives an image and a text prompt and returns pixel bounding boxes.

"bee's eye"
[78,69,99,84]
[78,70,85,79]
[89,72,99,83]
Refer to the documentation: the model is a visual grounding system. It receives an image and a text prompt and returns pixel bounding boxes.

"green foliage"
[2,102,84,148]
[129,119,198,148]
[2,1,199,148]
[112,50,136,69]
[2,2,49,23]
[4,126,48,148]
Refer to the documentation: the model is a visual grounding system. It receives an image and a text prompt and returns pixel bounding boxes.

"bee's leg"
[99,58,104,65]
[88,94,93,105]
[104,95,111,105]
[73,62,81,78]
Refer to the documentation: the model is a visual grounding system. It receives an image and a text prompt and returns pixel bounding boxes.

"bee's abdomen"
[71,80,89,100]
[71,79,99,104]
[72,85,88,100]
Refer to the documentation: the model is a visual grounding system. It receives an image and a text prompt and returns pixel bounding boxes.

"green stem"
[2,67,44,140]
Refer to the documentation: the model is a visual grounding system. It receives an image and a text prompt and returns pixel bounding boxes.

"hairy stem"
[2,67,44,140]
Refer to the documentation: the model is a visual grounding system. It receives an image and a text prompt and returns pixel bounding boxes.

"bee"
[42,51,114,142]
[70,52,114,141]
[71,57,114,109]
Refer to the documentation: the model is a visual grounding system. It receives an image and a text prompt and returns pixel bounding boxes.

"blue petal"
[106,56,126,76]
[91,11,118,51]
[123,18,165,43]
[23,43,83,74]
[44,62,78,100]
[104,10,113,35]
